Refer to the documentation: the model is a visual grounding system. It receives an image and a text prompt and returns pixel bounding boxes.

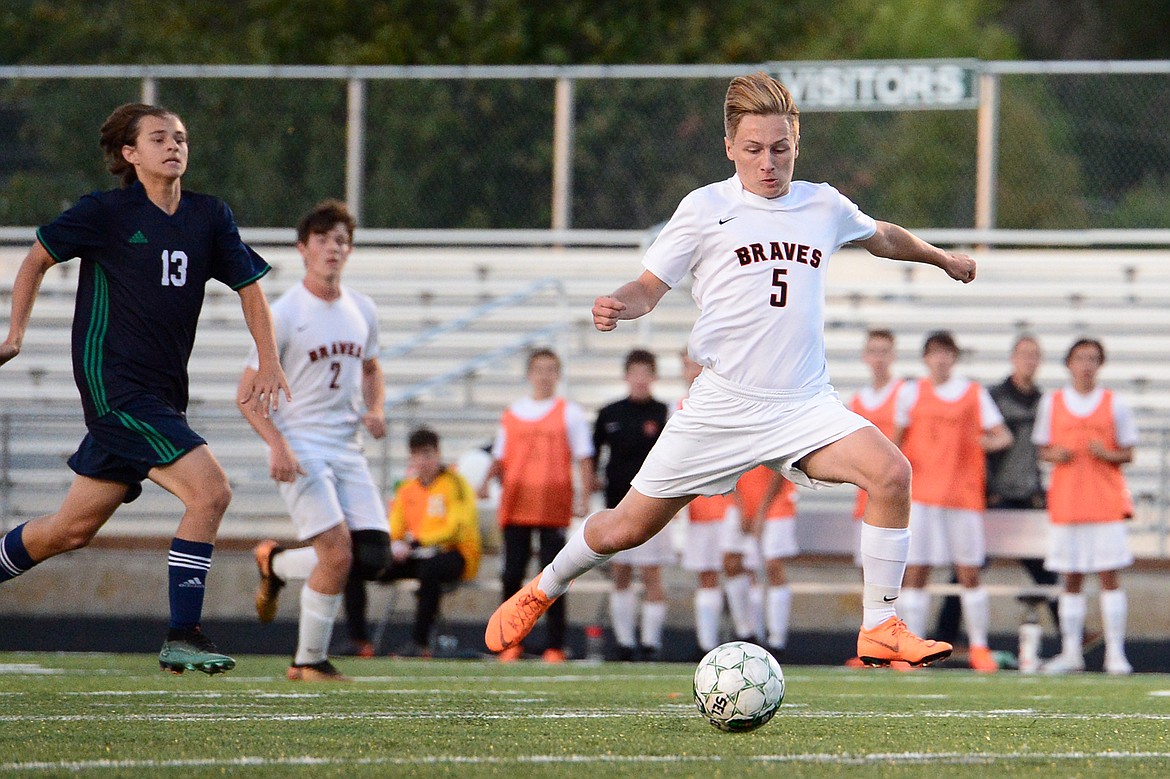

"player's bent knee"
[869,453,912,500]
[350,529,390,579]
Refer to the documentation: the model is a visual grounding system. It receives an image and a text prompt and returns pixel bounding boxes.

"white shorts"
[721,509,799,563]
[631,371,872,498]
[1045,522,1133,574]
[720,507,762,570]
[611,523,676,567]
[905,503,986,567]
[683,520,726,572]
[761,516,799,561]
[277,455,388,541]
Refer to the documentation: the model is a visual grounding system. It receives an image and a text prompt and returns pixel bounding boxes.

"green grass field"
[4,652,1170,777]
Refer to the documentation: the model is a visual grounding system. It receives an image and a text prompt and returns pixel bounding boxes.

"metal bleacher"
[1,243,1168,554]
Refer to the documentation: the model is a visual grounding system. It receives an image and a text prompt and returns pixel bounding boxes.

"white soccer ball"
[693,641,785,733]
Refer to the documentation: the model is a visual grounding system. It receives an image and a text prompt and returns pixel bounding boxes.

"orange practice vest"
[688,493,730,523]
[1046,389,1129,525]
[900,378,986,511]
[497,398,574,528]
[736,465,795,520]
[849,380,902,519]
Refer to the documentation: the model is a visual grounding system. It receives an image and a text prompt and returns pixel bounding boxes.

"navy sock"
[0,523,36,583]
[168,538,213,631]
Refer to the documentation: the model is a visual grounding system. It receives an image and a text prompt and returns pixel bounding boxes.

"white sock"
[294,585,342,666]
[608,587,638,648]
[640,600,667,649]
[766,585,792,649]
[694,587,723,652]
[859,524,910,629]
[540,513,614,598]
[750,584,766,642]
[1100,589,1128,659]
[1059,592,1087,657]
[900,588,931,637]
[724,574,755,638]
[272,547,318,582]
[960,586,990,648]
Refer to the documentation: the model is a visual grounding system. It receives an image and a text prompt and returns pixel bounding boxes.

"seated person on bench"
[344,427,481,657]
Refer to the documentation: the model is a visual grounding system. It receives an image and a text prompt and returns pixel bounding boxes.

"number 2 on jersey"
[770,267,788,307]
[160,250,188,287]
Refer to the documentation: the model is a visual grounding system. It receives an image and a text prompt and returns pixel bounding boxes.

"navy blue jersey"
[37,181,269,421]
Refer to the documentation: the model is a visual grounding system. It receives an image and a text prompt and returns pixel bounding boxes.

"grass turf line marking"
[8,752,1170,772]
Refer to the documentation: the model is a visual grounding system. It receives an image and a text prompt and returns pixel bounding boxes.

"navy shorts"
[67,396,206,503]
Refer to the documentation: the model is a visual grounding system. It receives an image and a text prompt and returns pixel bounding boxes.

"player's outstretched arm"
[1,242,55,368]
[236,282,292,416]
[592,270,671,332]
[856,221,976,284]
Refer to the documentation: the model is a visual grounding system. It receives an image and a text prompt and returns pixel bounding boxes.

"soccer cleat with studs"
[159,627,236,675]
[485,573,557,653]
[287,660,350,681]
[253,539,285,623]
[857,616,952,667]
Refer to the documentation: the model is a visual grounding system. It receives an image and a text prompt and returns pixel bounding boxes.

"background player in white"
[240,200,386,681]
[488,72,976,668]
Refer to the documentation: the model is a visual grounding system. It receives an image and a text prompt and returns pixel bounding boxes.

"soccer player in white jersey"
[239,200,387,681]
[488,72,977,668]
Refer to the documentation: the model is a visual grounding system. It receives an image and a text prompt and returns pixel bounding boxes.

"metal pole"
[141,77,158,106]
[346,78,367,225]
[975,70,1000,230]
[551,77,575,230]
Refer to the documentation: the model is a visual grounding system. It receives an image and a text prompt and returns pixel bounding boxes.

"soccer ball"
[693,641,785,733]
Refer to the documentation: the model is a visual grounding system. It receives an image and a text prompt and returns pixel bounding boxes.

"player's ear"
[725,136,734,161]
[121,144,139,166]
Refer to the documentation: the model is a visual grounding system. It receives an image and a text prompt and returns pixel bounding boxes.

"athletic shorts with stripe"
[67,394,206,503]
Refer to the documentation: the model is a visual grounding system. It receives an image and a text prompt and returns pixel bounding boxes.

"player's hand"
[0,341,19,367]
[941,252,977,283]
[269,444,305,483]
[240,363,292,418]
[593,296,626,332]
[1048,445,1074,464]
[1088,439,1111,461]
[363,410,386,440]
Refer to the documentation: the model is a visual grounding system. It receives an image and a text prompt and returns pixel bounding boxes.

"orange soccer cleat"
[485,573,558,653]
[497,645,524,663]
[541,648,567,664]
[857,616,953,668]
[967,645,999,673]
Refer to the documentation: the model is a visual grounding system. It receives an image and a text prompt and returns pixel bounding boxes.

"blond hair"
[724,72,800,141]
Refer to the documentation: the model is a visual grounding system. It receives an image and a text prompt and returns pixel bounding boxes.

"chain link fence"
[0,61,1167,232]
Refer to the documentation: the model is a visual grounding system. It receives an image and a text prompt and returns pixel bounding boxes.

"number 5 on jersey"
[770,268,787,307]
[161,249,188,287]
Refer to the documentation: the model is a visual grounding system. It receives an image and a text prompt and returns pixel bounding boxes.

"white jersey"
[644,175,876,391]
[247,283,380,455]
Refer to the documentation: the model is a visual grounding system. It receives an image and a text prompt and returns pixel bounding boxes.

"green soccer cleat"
[159,627,236,675]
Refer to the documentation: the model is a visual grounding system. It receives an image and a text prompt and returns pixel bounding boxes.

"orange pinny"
[849,380,902,519]
[1046,389,1129,525]
[736,465,795,520]
[900,378,986,511]
[497,398,573,528]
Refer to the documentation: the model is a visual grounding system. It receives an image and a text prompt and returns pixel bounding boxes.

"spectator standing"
[592,349,672,661]
[1034,338,1136,675]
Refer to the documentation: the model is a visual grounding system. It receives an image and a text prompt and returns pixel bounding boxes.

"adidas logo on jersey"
[128,230,148,244]
[177,576,204,589]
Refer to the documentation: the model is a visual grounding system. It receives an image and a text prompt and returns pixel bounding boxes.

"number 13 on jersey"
[161,249,188,287]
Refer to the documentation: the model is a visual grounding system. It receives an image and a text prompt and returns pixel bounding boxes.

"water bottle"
[1018,620,1042,673]
[584,625,605,664]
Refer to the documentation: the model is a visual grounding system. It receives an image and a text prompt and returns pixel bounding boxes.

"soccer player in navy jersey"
[0,103,290,675]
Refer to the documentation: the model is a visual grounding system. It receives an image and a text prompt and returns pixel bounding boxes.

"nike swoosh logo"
[869,637,900,652]
[718,216,738,225]
[883,595,898,602]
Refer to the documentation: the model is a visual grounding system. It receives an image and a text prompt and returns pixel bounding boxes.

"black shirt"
[592,396,668,508]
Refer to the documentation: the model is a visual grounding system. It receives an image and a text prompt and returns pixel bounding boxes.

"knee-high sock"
[640,600,667,650]
[859,524,910,630]
[0,523,36,584]
[765,585,793,649]
[694,586,723,653]
[900,588,931,638]
[540,513,614,598]
[273,547,318,582]
[750,584,766,641]
[1058,592,1087,657]
[724,574,756,639]
[608,587,638,648]
[294,584,342,666]
[1099,589,1128,658]
[168,539,213,631]
[960,586,990,648]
